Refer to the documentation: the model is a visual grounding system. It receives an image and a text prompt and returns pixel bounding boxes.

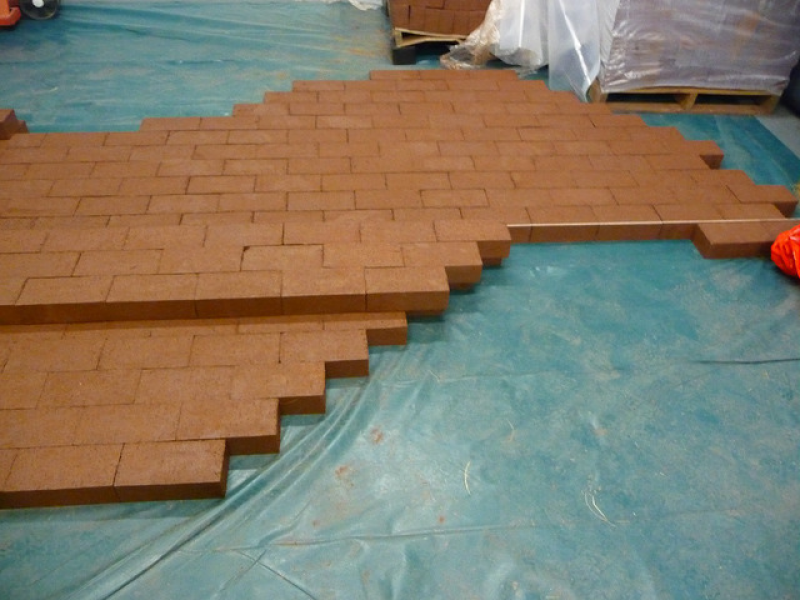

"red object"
[771,223,800,279]
[0,0,21,27]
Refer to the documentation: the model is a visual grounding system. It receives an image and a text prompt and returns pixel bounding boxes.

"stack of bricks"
[0,69,797,509]
[388,0,490,36]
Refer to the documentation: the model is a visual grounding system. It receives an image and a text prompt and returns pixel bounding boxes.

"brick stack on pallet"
[0,69,797,510]
[387,0,491,64]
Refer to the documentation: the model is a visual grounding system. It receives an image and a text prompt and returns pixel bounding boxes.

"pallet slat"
[589,81,780,115]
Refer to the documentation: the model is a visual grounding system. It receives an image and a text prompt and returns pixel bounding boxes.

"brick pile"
[0,69,797,509]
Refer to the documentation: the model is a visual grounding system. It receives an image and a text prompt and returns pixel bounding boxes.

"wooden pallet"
[588,81,780,115]
[390,27,467,65]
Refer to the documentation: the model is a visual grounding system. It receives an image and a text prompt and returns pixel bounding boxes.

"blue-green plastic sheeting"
[1,2,799,599]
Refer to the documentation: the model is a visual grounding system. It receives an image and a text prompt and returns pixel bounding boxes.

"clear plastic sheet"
[599,0,800,94]
[440,0,603,99]
[1,3,800,599]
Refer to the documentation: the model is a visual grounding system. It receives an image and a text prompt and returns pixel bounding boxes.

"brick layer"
[0,69,796,508]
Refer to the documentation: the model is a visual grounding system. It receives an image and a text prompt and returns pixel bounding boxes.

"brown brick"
[77,196,150,216]
[115,440,228,502]
[190,332,280,367]
[39,370,140,407]
[242,244,322,271]
[434,219,511,264]
[728,184,798,217]
[282,267,365,315]
[177,397,280,455]
[136,366,234,404]
[125,225,206,250]
[527,206,599,243]
[120,176,188,196]
[323,242,403,268]
[159,246,242,274]
[284,221,360,245]
[4,338,103,372]
[0,372,48,409]
[232,361,326,415]
[100,336,193,370]
[74,249,161,276]
[361,220,436,244]
[73,404,180,445]
[593,205,662,241]
[365,266,449,314]
[44,228,127,252]
[692,221,773,258]
[0,407,81,449]
[402,241,483,288]
[1,444,122,508]
[323,312,408,346]
[655,204,724,239]
[280,329,369,378]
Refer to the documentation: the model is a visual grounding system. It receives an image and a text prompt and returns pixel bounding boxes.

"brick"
[323,312,408,346]
[218,192,286,212]
[0,372,48,409]
[15,276,112,324]
[39,370,140,407]
[44,228,127,252]
[73,404,180,445]
[159,246,242,274]
[159,159,225,177]
[284,221,360,244]
[361,220,436,244]
[282,267,365,314]
[692,221,773,259]
[327,209,394,222]
[0,230,47,253]
[115,440,228,502]
[74,249,162,276]
[655,204,724,239]
[77,196,150,216]
[323,242,404,268]
[242,244,322,271]
[4,338,104,372]
[100,336,193,370]
[393,207,461,221]
[280,329,369,378]
[593,205,662,241]
[119,176,188,196]
[176,397,280,455]
[231,361,325,415]
[187,175,255,195]
[92,161,160,179]
[365,266,450,314]
[434,219,511,264]
[288,191,354,211]
[140,117,202,131]
[190,332,280,367]
[148,194,218,214]
[0,407,82,448]
[728,184,798,217]
[125,225,206,249]
[355,190,421,210]
[236,315,324,334]
[136,366,234,404]
[402,241,483,288]
[1,445,122,508]
[527,206,599,243]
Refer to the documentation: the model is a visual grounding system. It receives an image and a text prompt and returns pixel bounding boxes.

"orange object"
[0,0,21,27]
[771,223,800,279]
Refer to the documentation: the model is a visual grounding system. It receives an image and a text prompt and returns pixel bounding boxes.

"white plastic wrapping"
[440,0,548,72]
[444,0,800,99]
[599,0,800,95]
[441,0,602,99]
